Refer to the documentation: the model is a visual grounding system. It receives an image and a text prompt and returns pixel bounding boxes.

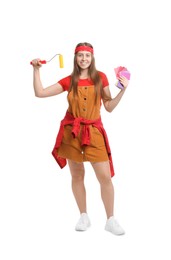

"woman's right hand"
[30,59,42,69]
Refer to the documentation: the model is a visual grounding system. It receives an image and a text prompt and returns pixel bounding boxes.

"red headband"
[75,46,94,54]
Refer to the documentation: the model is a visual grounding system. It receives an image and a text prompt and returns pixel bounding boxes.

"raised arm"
[103,76,129,112]
[31,59,64,98]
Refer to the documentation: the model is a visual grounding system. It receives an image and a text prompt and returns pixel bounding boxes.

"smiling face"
[76,51,92,70]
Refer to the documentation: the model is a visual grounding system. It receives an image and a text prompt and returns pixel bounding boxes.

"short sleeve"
[58,75,71,91]
[98,71,109,88]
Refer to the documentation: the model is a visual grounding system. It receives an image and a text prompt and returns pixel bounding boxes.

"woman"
[31,42,129,235]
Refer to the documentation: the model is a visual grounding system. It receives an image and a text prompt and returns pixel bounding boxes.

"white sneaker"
[105,216,125,235]
[75,213,91,231]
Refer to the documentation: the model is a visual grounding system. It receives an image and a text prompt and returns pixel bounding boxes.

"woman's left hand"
[119,76,129,89]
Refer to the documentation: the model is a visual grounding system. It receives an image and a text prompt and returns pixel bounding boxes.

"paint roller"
[30,54,64,68]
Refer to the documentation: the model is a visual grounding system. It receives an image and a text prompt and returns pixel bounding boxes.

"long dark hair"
[69,42,106,103]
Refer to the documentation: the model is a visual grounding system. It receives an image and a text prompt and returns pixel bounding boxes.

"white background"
[0,0,171,259]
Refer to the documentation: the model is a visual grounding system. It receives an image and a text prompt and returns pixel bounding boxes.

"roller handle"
[30,60,47,65]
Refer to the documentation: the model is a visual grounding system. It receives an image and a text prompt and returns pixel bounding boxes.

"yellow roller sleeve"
[59,54,64,68]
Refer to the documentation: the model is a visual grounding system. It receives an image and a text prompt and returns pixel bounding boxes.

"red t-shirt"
[58,71,109,91]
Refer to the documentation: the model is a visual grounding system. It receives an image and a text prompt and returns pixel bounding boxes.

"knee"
[98,174,112,186]
[72,172,84,182]
[69,162,85,182]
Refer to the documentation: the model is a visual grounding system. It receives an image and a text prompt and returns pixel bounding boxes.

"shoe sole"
[75,223,91,231]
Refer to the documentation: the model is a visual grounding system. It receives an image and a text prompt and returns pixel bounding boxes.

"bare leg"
[91,161,125,235]
[68,159,86,214]
[91,161,114,219]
